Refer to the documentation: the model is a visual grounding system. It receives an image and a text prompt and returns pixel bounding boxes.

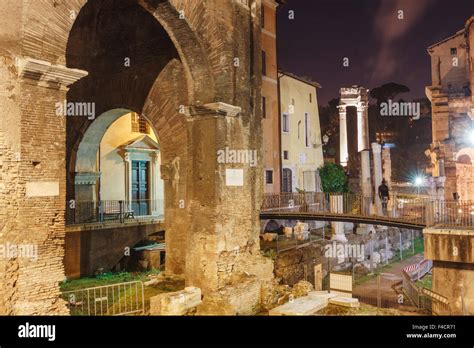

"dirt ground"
[352,253,425,313]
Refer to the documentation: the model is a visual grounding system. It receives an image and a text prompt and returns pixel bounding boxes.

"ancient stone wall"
[0,0,272,314]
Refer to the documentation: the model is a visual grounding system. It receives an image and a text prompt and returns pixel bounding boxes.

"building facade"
[278,72,324,193]
[261,0,281,193]
[426,16,474,201]
[424,16,474,315]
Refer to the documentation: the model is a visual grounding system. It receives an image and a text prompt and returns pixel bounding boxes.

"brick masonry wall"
[1,0,272,314]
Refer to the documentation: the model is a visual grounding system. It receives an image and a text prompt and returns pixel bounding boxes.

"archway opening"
[68,110,164,224]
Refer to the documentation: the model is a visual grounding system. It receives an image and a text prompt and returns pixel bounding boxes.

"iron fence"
[402,271,451,315]
[66,199,164,225]
[61,281,145,316]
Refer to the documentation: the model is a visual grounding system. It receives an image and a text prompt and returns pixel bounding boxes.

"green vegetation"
[60,269,161,292]
[60,269,186,315]
[318,162,348,193]
[416,274,432,289]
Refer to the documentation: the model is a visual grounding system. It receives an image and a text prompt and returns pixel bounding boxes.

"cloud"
[370,0,433,82]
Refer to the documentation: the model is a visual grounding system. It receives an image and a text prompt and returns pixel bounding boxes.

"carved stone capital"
[75,172,100,185]
[187,102,242,118]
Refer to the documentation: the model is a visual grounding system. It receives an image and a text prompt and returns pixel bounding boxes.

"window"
[282,168,292,193]
[265,170,273,184]
[297,120,301,139]
[291,98,295,106]
[262,96,266,118]
[262,51,267,76]
[283,150,289,160]
[282,113,289,133]
[305,113,309,147]
[131,113,150,134]
[261,6,265,28]
[451,47,457,55]
[309,93,312,103]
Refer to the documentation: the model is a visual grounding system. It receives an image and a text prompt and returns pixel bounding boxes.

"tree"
[369,82,410,104]
[318,162,348,193]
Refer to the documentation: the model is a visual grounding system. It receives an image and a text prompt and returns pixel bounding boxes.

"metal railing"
[61,281,145,316]
[261,192,474,229]
[66,199,164,225]
[402,271,451,315]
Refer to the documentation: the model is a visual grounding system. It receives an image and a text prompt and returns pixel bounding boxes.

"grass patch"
[60,269,161,292]
[60,270,186,315]
[416,274,432,289]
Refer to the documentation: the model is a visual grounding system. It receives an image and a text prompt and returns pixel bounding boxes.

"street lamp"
[413,175,425,195]
[414,176,424,186]
[322,134,329,145]
[468,129,474,144]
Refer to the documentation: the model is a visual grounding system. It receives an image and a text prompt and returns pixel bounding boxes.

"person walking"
[378,179,390,215]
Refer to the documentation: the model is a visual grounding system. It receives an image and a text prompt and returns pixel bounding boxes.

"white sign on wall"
[225,169,244,187]
[26,182,59,197]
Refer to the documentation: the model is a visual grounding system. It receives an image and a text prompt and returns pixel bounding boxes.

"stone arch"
[65,1,194,275]
[21,0,214,105]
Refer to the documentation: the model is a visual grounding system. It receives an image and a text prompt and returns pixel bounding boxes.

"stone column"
[382,146,392,187]
[338,105,348,167]
[360,149,372,211]
[356,103,369,152]
[150,152,158,215]
[330,195,347,242]
[372,142,383,215]
[123,153,132,210]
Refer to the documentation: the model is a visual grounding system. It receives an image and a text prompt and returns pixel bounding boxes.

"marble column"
[330,194,347,242]
[356,103,369,152]
[372,142,383,215]
[338,105,348,167]
[382,146,392,187]
[361,149,372,210]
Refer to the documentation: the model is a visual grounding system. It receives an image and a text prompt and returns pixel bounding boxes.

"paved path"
[353,253,424,308]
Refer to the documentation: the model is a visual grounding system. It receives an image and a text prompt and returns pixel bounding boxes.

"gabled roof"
[121,135,160,151]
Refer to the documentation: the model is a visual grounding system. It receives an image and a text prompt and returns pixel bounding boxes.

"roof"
[427,28,465,51]
[278,70,322,88]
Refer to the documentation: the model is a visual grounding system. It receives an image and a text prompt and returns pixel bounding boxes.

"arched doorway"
[4,0,272,315]
[64,0,200,278]
[69,110,164,224]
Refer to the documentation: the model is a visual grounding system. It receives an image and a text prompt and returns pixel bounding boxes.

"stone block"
[149,286,202,315]
[196,275,261,315]
[263,232,278,242]
[329,297,360,308]
[269,295,327,315]
[283,227,293,237]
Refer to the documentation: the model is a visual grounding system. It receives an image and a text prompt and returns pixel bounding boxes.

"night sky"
[277,0,474,105]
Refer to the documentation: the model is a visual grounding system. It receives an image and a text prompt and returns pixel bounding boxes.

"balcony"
[66,199,164,226]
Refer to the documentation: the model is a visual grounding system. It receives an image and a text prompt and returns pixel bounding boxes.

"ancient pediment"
[121,135,160,152]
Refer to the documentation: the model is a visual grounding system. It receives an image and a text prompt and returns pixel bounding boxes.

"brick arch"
[22,0,214,104]
[74,58,188,173]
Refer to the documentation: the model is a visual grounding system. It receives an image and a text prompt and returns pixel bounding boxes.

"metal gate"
[61,281,145,316]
